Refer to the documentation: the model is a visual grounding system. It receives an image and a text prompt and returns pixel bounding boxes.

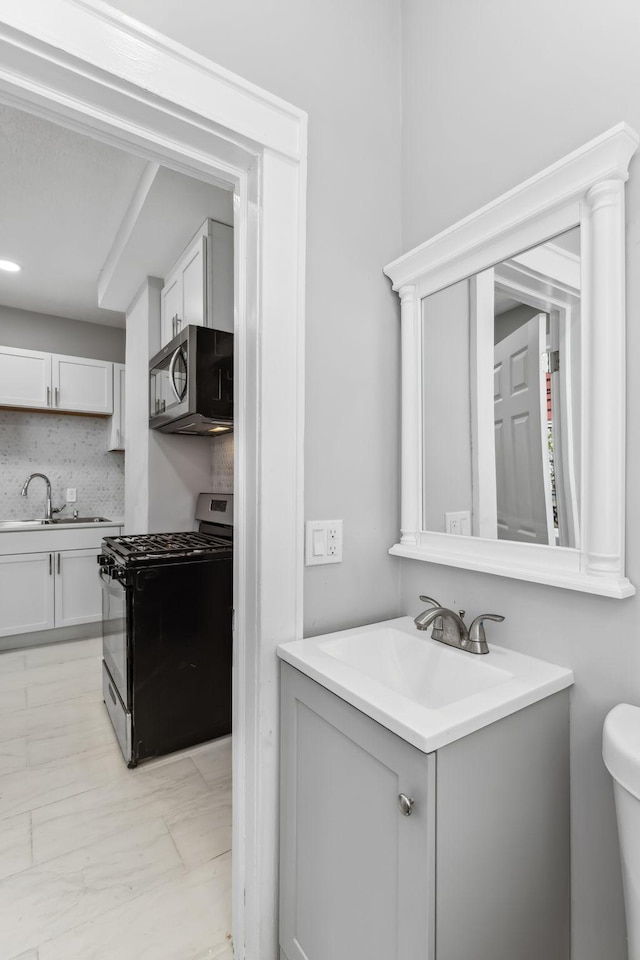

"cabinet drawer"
[102,661,132,764]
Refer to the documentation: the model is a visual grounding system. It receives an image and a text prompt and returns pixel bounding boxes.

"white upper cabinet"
[0,348,114,416]
[108,362,126,452]
[52,354,113,415]
[160,218,233,346]
[0,346,52,409]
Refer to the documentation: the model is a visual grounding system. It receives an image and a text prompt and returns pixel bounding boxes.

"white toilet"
[603,703,640,959]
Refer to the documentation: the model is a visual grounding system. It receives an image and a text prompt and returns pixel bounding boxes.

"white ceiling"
[0,103,233,328]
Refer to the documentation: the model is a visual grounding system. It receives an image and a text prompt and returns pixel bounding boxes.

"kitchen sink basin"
[0,516,111,528]
[50,516,110,524]
[0,519,53,527]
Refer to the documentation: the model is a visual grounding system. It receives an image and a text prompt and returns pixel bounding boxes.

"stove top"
[104,531,232,563]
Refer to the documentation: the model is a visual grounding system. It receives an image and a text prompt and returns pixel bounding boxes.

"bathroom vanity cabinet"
[279,662,570,960]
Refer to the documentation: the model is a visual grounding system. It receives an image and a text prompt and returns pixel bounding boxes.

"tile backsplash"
[0,411,124,520]
[211,433,233,494]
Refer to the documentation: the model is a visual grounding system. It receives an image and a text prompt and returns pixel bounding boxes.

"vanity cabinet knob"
[398,793,414,817]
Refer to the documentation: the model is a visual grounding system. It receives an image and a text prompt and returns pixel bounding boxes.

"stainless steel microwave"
[149,325,233,436]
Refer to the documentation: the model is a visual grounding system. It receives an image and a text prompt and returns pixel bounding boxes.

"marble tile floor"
[0,636,232,960]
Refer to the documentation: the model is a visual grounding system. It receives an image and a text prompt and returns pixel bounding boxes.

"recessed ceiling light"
[0,260,21,273]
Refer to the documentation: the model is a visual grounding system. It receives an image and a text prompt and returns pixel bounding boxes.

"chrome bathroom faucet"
[414,595,504,655]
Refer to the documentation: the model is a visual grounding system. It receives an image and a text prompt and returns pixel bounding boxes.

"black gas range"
[99,494,233,767]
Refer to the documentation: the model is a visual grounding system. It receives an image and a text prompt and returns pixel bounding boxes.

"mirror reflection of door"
[494,314,554,544]
[468,228,580,548]
[421,227,580,547]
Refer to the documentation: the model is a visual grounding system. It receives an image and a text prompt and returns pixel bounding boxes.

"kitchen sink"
[50,516,110,524]
[0,517,111,528]
[0,519,53,527]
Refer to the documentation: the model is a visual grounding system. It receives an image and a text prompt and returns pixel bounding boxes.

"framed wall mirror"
[385,124,638,597]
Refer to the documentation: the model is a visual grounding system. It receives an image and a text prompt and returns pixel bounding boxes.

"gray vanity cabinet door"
[280,663,435,960]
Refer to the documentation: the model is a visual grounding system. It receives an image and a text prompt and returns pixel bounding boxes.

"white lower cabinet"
[0,526,122,640]
[280,663,570,960]
[54,548,103,628]
[0,548,102,637]
[0,552,55,636]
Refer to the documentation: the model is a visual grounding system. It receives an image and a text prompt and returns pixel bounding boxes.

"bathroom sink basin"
[277,616,574,753]
[319,626,513,709]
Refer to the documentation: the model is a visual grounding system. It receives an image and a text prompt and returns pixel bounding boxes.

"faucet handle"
[419,595,441,608]
[469,613,505,644]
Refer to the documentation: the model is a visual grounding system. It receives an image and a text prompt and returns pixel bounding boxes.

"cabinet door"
[108,363,126,451]
[0,552,55,637]
[0,346,52,409]
[160,271,181,346]
[208,220,234,333]
[181,234,207,328]
[54,548,102,628]
[280,663,435,960]
[52,354,113,414]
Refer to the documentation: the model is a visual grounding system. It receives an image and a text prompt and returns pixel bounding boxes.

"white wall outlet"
[445,510,471,536]
[305,520,343,565]
[66,488,77,503]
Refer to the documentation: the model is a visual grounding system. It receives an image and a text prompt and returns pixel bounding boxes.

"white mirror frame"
[384,123,638,598]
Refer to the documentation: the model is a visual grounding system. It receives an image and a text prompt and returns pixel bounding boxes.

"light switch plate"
[305,520,343,565]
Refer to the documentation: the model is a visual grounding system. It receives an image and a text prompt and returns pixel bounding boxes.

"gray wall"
[105,0,404,636]
[400,2,640,957]
[0,304,125,362]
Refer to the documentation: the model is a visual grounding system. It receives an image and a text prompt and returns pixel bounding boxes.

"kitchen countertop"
[0,519,124,555]
[0,519,124,533]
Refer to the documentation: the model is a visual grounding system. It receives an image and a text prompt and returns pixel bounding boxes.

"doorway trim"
[0,3,307,957]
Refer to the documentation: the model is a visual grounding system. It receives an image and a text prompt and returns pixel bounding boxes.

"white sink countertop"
[277,616,574,753]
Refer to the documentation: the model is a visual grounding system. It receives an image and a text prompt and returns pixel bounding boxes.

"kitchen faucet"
[20,473,65,521]
[414,595,504,655]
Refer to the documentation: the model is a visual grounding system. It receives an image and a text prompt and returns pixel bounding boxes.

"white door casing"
[0,5,307,958]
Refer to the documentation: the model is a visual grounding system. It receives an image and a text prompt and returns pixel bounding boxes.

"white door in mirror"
[305,520,343,565]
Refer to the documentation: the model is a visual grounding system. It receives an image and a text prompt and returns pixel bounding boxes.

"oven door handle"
[99,568,124,587]
[168,346,185,404]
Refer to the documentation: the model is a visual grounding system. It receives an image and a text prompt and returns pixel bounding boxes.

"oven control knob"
[97,554,113,566]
